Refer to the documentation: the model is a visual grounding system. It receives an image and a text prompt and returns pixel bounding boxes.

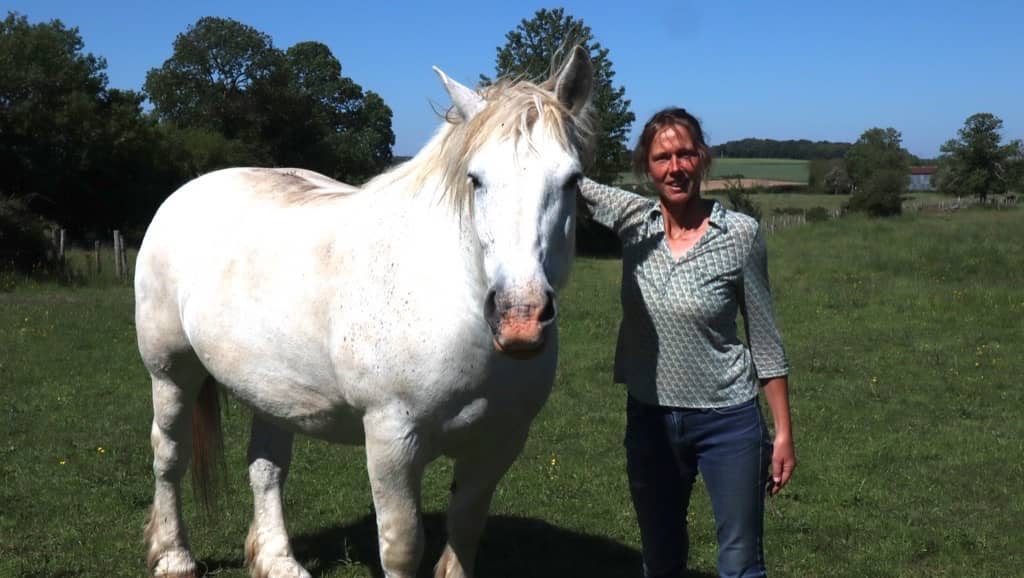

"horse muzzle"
[484,286,557,359]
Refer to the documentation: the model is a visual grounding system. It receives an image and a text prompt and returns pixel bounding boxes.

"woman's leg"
[695,398,771,578]
[625,396,697,578]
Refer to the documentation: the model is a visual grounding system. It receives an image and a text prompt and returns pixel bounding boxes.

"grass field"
[709,158,809,183]
[2,206,1022,577]
[618,158,810,187]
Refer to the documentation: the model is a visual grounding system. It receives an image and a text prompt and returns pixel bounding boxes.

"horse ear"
[433,66,486,121]
[553,45,593,115]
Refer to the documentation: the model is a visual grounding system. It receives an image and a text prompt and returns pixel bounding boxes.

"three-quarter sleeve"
[739,228,790,379]
[578,178,654,237]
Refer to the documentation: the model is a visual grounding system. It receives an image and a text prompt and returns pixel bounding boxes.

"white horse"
[135,47,593,578]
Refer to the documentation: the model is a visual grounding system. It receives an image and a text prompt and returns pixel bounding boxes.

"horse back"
[134,167,503,441]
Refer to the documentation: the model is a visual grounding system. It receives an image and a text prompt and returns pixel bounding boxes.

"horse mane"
[363,73,594,210]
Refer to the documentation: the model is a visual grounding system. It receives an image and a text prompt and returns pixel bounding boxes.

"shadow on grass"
[281,513,715,578]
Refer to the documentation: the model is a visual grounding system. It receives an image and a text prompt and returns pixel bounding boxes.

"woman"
[579,108,795,578]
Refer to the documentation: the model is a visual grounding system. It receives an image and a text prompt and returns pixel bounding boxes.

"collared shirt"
[579,178,789,408]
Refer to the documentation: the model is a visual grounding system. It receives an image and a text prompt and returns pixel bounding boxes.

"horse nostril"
[483,288,499,331]
[539,291,557,325]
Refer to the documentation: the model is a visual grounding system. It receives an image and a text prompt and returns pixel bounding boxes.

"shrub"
[805,206,832,222]
[773,207,805,216]
[0,195,58,274]
[845,169,905,217]
[824,165,854,195]
[724,183,762,221]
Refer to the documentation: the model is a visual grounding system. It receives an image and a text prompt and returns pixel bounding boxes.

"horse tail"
[191,375,224,511]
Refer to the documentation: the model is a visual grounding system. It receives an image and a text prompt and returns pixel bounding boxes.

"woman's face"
[647,124,703,206]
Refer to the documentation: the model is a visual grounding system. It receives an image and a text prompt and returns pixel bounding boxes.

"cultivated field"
[709,158,809,183]
[2,206,1022,577]
[619,158,810,190]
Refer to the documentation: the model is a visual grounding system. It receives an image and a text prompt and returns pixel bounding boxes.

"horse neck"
[362,132,487,292]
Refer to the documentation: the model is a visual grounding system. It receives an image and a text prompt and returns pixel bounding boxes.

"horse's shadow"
[280,513,715,578]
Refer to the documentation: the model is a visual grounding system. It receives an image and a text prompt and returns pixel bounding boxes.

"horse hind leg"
[145,362,213,578]
[244,416,311,578]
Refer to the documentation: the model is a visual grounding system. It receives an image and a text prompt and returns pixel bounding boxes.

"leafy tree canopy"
[935,113,1023,201]
[844,128,910,189]
[145,17,393,182]
[144,17,280,139]
[0,12,168,233]
[484,8,634,184]
[713,138,851,160]
[843,127,911,216]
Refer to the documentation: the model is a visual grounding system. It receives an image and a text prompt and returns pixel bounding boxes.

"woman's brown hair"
[631,107,712,181]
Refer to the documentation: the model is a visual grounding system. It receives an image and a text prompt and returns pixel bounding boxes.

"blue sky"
[8,0,1023,158]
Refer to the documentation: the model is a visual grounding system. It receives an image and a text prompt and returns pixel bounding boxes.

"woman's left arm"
[740,226,796,495]
[761,376,795,496]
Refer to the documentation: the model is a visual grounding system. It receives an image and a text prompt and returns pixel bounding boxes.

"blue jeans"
[625,395,772,578]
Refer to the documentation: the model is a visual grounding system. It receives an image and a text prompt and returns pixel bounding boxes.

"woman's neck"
[660,194,707,239]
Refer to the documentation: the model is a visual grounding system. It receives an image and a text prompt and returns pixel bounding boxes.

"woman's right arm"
[578,178,653,234]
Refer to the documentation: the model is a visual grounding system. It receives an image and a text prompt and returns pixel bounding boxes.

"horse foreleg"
[145,373,202,578]
[245,416,310,578]
[364,415,428,578]
[434,427,530,578]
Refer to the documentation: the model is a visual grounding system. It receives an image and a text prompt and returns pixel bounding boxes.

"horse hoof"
[152,550,200,578]
[250,557,312,578]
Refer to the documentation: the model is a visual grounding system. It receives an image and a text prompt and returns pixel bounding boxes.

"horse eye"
[468,173,482,189]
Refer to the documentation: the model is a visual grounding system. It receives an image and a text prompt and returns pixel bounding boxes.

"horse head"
[434,46,594,358]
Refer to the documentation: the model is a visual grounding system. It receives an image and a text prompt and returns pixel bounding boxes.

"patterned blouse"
[579,178,789,408]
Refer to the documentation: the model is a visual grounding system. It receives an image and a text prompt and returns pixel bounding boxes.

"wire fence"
[760,195,1018,234]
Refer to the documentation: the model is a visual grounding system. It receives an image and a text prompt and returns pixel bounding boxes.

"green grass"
[0,245,137,292]
[709,158,809,182]
[2,207,1023,576]
[706,192,845,214]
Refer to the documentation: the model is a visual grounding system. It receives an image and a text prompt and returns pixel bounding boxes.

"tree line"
[1,8,638,269]
[2,8,1021,274]
[1,12,395,240]
[803,117,1023,217]
[1,9,637,267]
[713,138,852,160]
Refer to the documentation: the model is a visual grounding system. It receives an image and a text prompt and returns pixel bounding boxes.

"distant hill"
[712,138,851,160]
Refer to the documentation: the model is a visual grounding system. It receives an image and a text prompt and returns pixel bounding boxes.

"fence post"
[113,230,122,280]
[58,228,67,263]
[120,235,129,282]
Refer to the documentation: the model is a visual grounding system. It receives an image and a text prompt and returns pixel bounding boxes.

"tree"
[144,17,280,141]
[145,18,393,182]
[0,12,169,234]
[808,159,846,193]
[485,8,634,184]
[284,41,394,182]
[724,182,762,221]
[714,138,851,160]
[935,113,1022,202]
[823,164,854,195]
[1008,141,1024,194]
[843,128,910,216]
